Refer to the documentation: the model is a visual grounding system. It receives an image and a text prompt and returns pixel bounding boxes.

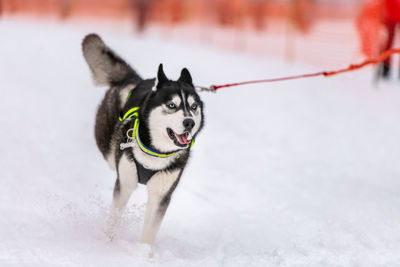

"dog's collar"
[119,107,194,158]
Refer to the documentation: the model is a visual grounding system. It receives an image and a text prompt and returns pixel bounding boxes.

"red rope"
[211,48,400,91]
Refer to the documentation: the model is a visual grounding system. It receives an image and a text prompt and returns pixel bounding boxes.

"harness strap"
[133,159,156,185]
[134,123,177,158]
[119,107,139,121]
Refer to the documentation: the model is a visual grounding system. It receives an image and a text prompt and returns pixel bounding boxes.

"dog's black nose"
[183,118,195,131]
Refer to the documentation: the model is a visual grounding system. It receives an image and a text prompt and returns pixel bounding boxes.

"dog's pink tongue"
[174,132,190,145]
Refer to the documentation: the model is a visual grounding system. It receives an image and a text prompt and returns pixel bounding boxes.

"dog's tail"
[82,34,141,86]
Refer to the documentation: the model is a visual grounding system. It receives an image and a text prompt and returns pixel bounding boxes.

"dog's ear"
[157,64,169,88]
[178,68,193,86]
[82,34,139,86]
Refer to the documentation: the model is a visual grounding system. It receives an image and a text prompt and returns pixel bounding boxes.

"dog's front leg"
[106,154,138,239]
[140,169,181,245]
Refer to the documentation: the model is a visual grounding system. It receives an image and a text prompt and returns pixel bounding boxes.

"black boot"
[380,64,391,79]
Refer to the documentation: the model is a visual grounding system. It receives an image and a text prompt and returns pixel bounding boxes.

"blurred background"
[1,0,395,69]
[1,1,400,266]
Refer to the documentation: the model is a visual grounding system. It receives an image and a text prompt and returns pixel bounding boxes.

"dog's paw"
[118,241,154,259]
[104,227,116,242]
[104,215,120,241]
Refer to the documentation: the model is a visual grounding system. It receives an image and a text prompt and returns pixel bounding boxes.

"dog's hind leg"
[140,169,181,245]
[106,153,138,240]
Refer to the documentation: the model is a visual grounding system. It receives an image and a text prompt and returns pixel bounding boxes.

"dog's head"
[143,64,204,152]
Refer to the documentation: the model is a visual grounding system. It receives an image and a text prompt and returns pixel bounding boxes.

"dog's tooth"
[187,132,192,140]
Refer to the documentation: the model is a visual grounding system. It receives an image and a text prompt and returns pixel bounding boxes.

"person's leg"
[381,21,396,78]
[395,23,400,80]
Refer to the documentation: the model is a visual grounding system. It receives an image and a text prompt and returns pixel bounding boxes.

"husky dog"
[82,34,204,245]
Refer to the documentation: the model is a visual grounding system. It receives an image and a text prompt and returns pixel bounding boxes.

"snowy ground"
[1,18,400,267]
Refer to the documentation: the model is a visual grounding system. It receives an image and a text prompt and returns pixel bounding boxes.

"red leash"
[196,48,400,92]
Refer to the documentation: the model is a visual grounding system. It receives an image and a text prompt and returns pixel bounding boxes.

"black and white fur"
[82,34,204,246]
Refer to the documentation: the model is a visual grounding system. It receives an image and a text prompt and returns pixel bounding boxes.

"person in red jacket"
[380,0,400,78]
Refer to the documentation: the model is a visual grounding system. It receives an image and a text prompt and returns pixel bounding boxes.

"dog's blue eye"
[168,103,176,109]
[191,103,198,110]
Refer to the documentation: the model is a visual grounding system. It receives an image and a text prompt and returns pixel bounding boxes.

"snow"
[1,18,400,267]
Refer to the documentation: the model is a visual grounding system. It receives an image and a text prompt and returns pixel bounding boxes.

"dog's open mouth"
[167,128,192,147]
